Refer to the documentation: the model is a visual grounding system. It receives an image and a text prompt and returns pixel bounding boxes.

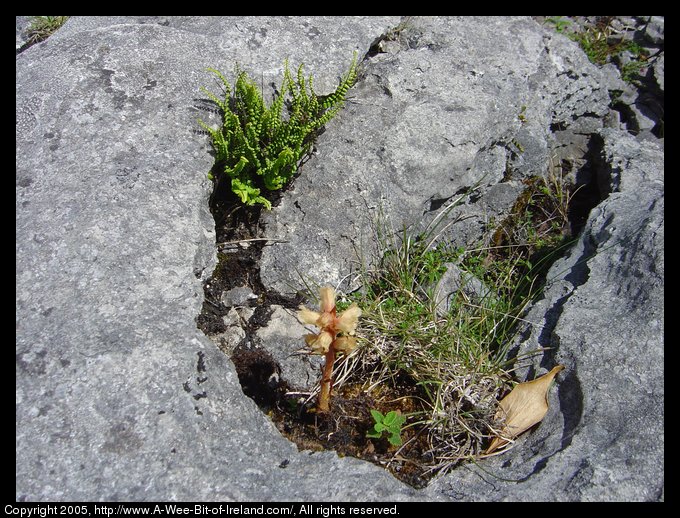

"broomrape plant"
[200,54,358,209]
[298,286,361,412]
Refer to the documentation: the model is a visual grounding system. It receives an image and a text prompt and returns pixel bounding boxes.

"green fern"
[200,53,358,209]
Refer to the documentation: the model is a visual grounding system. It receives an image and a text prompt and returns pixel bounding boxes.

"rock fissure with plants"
[16,16,69,54]
[197,46,584,487]
[15,15,664,501]
[541,15,664,137]
[195,17,660,490]
[197,106,582,487]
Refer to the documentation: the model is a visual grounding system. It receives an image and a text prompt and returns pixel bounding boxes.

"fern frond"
[224,156,249,178]
[297,63,309,106]
[199,53,357,209]
[321,51,358,109]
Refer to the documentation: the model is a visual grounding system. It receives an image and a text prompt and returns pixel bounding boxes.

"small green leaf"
[388,433,403,447]
[383,411,398,426]
[374,423,386,433]
[370,409,384,423]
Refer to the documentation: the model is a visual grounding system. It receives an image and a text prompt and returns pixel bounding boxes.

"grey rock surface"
[654,54,664,93]
[254,306,323,391]
[427,128,664,501]
[259,16,613,295]
[643,16,664,45]
[16,15,417,502]
[221,286,258,307]
[431,263,496,317]
[213,308,247,355]
[16,16,31,50]
[17,15,663,502]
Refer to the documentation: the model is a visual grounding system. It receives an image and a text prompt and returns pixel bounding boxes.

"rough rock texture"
[653,54,664,93]
[259,16,615,295]
[15,16,31,50]
[643,16,664,45]
[432,263,496,316]
[555,16,665,140]
[16,15,417,501]
[254,305,323,390]
[17,16,663,502]
[428,128,664,501]
[220,286,258,307]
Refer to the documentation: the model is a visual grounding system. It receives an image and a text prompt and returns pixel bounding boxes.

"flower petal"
[305,331,333,354]
[337,303,361,333]
[298,307,321,326]
[319,286,336,313]
[334,336,357,355]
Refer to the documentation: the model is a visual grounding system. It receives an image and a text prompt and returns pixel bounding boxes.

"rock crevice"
[16,16,663,501]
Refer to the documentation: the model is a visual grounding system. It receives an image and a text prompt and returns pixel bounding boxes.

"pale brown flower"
[319,286,336,313]
[298,307,322,326]
[333,336,357,354]
[297,286,362,412]
[304,331,334,354]
[297,286,362,355]
[336,303,361,334]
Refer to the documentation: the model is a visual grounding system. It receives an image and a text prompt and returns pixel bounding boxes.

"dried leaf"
[486,365,564,454]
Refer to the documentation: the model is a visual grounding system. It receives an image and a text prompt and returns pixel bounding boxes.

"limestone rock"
[221,286,258,307]
[16,15,663,502]
[15,16,32,50]
[426,128,663,501]
[431,263,496,317]
[16,15,414,501]
[653,54,664,93]
[643,16,664,45]
[254,305,323,391]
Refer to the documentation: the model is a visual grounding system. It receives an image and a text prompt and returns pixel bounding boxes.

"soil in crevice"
[195,134,608,489]
[196,184,303,339]
[194,29,613,487]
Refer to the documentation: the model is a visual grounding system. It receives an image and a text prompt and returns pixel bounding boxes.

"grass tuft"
[26,16,68,45]
[327,163,577,476]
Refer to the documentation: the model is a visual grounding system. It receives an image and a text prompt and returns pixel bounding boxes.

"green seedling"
[200,53,358,209]
[366,409,407,446]
[518,105,528,123]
